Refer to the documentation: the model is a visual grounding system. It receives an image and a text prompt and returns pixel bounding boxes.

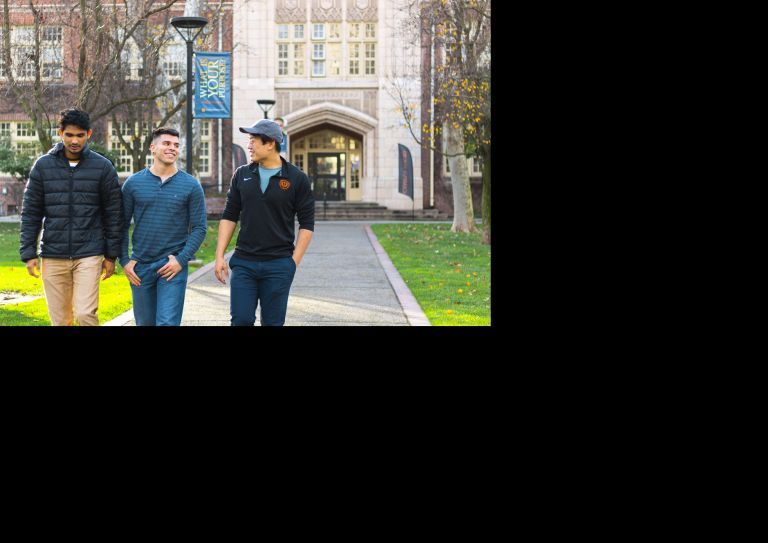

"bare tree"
[388,0,491,241]
[105,3,186,171]
[73,0,182,119]
[1,0,183,156]
[1,0,64,152]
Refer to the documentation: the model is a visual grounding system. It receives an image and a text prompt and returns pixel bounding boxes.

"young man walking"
[120,127,207,326]
[19,107,123,326]
[214,119,314,326]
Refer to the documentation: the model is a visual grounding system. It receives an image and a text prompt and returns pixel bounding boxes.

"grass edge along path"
[370,223,490,326]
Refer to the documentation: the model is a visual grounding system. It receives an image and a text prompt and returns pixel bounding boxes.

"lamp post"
[170,16,208,174]
[257,99,276,119]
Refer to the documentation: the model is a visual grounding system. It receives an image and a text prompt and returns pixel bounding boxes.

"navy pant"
[130,257,189,326]
[229,255,296,326]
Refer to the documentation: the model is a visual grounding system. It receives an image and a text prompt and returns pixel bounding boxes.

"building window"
[42,63,61,79]
[108,121,157,175]
[329,23,340,40]
[331,135,346,150]
[294,154,304,172]
[349,43,360,75]
[278,44,289,75]
[16,122,36,138]
[328,43,341,76]
[6,26,62,80]
[347,21,377,77]
[111,121,132,137]
[198,121,211,175]
[12,26,34,44]
[278,23,310,79]
[0,123,10,139]
[350,152,360,188]
[110,140,133,174]
[278,24,289,39]
[365,43,376,75]
[19,49,35,79]
[312,24,325,40]
[294,43,305,76]
[163,61,184,79]
[122,38,143,81]
[199,142,210,174]
[42,26,62,42]
[108,132,133,174]
[13,141,38,154]
[312,43,325,77]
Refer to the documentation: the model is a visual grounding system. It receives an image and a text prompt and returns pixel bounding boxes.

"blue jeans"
[229,255,296,326]
[130,257,189,326]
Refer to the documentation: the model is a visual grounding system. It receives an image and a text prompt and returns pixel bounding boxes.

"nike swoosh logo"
[243,177,252,181]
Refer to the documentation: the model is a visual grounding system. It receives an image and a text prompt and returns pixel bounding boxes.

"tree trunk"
[480,143,490,244]
[445,124,475,232]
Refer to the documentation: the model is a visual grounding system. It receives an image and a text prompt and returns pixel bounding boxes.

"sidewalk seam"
[364,225,431,326]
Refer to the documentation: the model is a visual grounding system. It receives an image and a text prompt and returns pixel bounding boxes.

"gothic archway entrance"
[290,126,364,202]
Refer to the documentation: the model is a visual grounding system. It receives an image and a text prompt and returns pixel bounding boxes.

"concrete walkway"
[104,221,431,326]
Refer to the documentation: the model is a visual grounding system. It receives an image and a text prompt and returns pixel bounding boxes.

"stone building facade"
[231,0,425,211]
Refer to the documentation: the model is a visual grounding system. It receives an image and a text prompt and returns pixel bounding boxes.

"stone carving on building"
[277,89,378,119]
[347,0,377,21]
[311,0,342,22]
[276,0,307,23]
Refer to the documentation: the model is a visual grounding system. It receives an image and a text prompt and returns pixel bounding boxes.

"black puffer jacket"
[20,142,123,262]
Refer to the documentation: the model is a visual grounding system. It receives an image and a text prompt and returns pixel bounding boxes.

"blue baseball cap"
[239,119,283,144]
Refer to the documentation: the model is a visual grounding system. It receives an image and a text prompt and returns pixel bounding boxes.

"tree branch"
[91,79,185,121]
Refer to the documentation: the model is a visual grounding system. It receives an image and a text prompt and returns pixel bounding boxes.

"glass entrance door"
[309,153,345,201]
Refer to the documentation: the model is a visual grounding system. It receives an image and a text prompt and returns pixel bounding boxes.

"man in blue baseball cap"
[214,118,315,326]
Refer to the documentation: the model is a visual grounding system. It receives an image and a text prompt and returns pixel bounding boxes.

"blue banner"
[398,144,414,200]
[194,52,231,118]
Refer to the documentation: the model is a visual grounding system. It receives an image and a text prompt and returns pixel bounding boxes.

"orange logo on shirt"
[279,179,291,190]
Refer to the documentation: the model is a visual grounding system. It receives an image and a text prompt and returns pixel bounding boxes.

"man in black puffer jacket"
[19,108,123,326]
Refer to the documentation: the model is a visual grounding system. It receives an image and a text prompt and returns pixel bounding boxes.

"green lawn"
[189,221,239,271]
[370,223,490,326]
[0,220,235,326]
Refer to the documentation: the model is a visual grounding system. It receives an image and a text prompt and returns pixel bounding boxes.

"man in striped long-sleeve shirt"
[119,127,207,326]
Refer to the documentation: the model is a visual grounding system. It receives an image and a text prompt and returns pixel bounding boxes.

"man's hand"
[124,260,141,286]
[214,256,229,284]
[25,258,40,278]
[101,259,116,281]
[157,255,182,281]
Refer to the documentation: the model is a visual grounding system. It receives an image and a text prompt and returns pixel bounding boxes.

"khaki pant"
[41,255,103,326]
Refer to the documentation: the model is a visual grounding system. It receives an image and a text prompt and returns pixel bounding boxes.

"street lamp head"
[257,99,276,119]
[170,16,208,42]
